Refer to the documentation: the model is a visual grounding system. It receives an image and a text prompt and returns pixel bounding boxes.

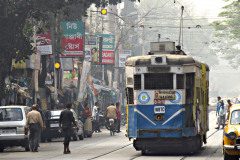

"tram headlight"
[155,114,164,121]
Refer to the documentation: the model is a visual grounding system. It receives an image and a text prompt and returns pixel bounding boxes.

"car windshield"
[230,110,240,125]
[0,108,23,121]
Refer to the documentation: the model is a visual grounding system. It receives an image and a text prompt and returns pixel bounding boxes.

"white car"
[0,106,31,152]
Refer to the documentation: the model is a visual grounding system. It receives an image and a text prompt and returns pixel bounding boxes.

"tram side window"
[134,75,141,90]
[177,74,184,89]
[185,73,195,127]
[144,73,173,89]
[126,88,134,104]
[186,73,195,104]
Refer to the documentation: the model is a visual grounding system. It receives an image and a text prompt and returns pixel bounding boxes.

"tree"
[0,0,129,101]
[211,0,240,68]
[212,0,240,39]
[0,0,32,100]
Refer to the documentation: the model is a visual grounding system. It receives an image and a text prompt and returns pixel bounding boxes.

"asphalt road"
[0,111,227,160]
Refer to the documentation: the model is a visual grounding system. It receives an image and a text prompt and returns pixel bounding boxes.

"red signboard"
[36,32,52,55]
[61,37,84,56]
[36,32,51,46]
[102,50,114,64]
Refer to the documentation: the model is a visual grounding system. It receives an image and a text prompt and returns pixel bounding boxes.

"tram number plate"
[154,106,165,114]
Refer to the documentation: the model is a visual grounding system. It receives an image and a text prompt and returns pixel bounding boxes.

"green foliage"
[212,0,240,39]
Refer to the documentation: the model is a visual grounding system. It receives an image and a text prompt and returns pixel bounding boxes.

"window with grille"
[186,73,195,104]
[177,74,184,89]
[134,75,141,90]
[144,73,173,89]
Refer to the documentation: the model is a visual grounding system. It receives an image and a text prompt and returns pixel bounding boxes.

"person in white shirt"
[92,102,101,133]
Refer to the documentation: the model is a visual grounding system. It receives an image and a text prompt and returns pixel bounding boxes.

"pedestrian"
[59,103,76,154]
[36,100,46,147]
[216,96,224,117]
[26,104,44,152]
[226,99,233,119]
[215,96,225,129]
[227,99,232,113]
[83,103,93,137]
[92,102,101,133]
[116,102,121,133]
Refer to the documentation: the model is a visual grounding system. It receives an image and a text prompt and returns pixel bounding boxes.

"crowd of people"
[25,101,122,154]
[215,96,233,129]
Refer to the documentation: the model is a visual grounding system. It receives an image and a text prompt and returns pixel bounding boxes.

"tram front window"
[144,73,173,89]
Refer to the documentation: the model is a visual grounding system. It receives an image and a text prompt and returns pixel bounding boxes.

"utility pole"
[101,15,105,84]
[49,12,58,105]
[32,25,38,104]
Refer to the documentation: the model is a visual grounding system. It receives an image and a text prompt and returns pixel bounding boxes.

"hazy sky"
[190,0,226,18]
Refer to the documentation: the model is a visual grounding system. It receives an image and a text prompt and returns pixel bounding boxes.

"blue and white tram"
[125,42,209,154]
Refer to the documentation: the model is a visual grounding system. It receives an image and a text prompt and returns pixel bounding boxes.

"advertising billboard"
[119,50,132,67]
[96,34,115,65]
[61,21,84,57]
[36,32,52,55]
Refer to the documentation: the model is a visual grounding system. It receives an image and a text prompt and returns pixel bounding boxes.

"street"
[0,111,225,160]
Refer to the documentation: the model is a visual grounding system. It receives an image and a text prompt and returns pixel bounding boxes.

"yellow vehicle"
[223,104,240,160]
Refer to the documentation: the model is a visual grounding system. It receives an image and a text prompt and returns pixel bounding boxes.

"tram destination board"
[148,66,170,72]
[154,90,176,100]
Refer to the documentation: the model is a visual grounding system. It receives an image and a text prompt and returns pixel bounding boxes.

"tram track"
[86,143,133,160]
[87,129,220,160]
[180,129,221,160]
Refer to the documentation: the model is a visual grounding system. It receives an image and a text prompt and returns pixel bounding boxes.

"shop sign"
[61,21,84,57]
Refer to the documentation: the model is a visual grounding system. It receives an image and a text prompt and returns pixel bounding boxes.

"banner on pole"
[85,35,98,62]
[96,34,115,65]
[61,21,84,57]
[36,32,52,55]
[119,50,132,67]
[77,60,91,102]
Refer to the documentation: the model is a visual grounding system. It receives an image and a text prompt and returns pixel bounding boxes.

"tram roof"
[125,54,209,71]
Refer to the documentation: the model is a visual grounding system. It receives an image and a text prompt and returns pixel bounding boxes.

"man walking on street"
[227,99,233,113]
[26,104,44,152]
[226,99,233,119]
[59,104,76,154]
[116,102,121,133]
[215,96,225,129]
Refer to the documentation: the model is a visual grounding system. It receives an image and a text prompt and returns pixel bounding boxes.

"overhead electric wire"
[143,16,230,20]
[174,0,214,43]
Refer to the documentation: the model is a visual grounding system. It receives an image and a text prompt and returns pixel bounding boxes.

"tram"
[125,41,209,154]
